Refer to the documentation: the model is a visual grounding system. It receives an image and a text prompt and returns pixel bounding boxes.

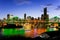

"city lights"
[0,7,59,38]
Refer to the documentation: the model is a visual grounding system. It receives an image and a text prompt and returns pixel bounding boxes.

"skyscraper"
[44,7,47,15]
[41,7,49,28]
[38,17,40,20]
[7,14,10,19]
[41,7,49,21]
[24,13,26,20]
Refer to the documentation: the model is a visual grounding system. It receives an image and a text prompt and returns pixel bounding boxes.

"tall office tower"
[24,13,26,20]
[44,7,47,15]
[38,17,40,20]
[41,7,49,21]
[41,7,49,28]
[7,14,10,19]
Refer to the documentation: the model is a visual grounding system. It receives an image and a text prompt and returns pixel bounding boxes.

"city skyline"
[0,0,60,19]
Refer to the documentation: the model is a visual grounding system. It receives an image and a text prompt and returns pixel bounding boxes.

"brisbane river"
[0,28,58,38]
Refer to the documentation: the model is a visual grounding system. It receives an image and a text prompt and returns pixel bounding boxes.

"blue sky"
[0,0,60,19]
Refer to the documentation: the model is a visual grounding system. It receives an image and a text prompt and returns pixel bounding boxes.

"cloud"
[55,6,60,10]
[40,3,52,6]
[40,3,53,8]
[46,4,52,6]
[14,0,31,5]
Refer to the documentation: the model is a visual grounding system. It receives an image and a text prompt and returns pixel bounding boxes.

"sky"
[0,0,60,19]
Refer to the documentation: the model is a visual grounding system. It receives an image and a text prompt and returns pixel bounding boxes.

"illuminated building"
[38,17,40,20]
[7,14,10,19]
[24,23,31,30]
[53,23,58,27]
[49,16,60,22]
[3,22,7,26]
[24,13,26,20]
[41,7,49,21]
[41,7,49,28]
[27,16,31,20]
[10,15,13,19]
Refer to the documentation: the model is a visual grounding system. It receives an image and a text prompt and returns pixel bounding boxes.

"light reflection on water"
[1,28,59,38]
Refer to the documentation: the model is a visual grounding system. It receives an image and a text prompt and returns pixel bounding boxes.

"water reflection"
[1,28,59,38]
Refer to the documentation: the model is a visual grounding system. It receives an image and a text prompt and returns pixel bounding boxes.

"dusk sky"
[0,0,60,19]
